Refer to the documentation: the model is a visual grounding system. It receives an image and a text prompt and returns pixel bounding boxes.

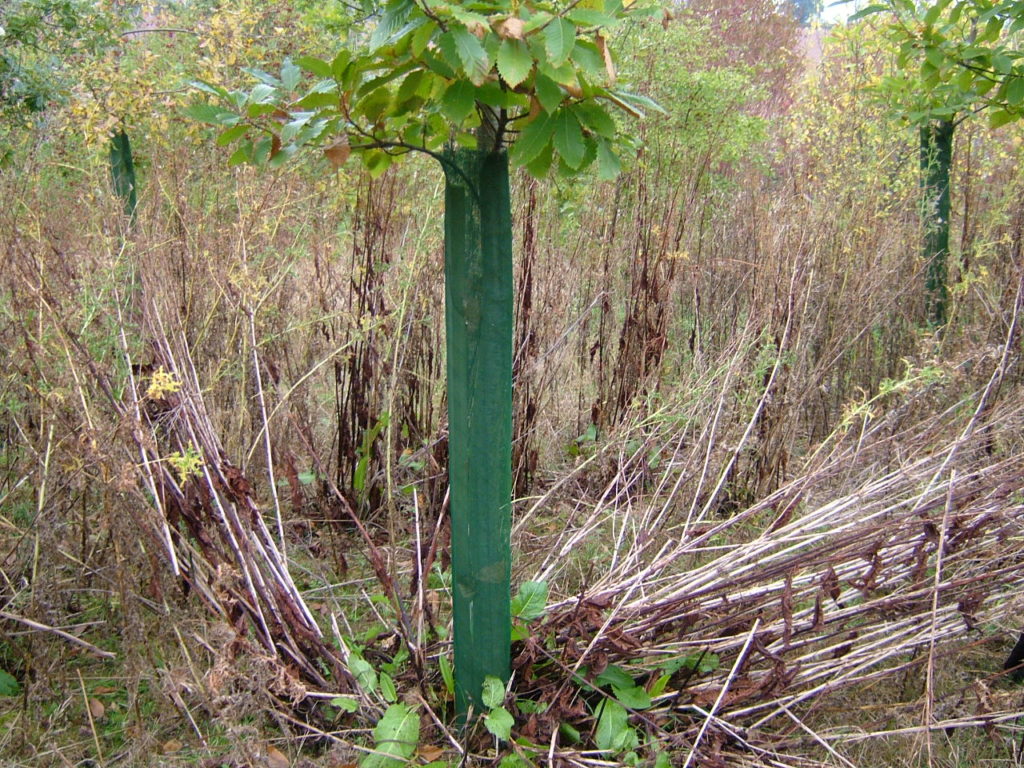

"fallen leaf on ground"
[88,698,105,719]
[418,744,444,761]
[266,745,289,768]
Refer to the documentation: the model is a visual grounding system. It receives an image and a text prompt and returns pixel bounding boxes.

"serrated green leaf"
[411,21,437,56]
[534,73,563,114]
[370,0,415,51]
[228,140,252,166]
[497,39,533,89]
[1008,76,1024,106]
[183,103,240,126]
[525,141,554,179]
[596,138,621,180]
[268,143,297,168]
[482,675,505,708]
[924,46,944,69]
[332,50,352,80]
[990,108,1016,129]
[189,80,229,99]
[510,112,554,166]
[522,11,553,34]
[511,580,548,621]
[450,26,491,84]
[296,56,332,78]
[243,67,281,87]
[571,40,605,80]
[567,9,617,27]
[848,3,888,22]
[216,124,250,146]
[441,79,477,123]
[484,706,514,741]
[545,17,576,67]
[252,135,273,165]
[552,108,585,169]
[574,102,615,137]
[359,87,393,123]
[0,669,20,697]
[281,58,301,91]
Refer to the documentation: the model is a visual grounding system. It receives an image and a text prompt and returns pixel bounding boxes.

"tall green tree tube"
[109,128,138,221]
[920,119,953,328]
[442,147,513,714]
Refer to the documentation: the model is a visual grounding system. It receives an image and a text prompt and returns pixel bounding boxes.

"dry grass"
[2,19,1024,767]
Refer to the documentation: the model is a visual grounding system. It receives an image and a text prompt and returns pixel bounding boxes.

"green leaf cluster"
[857,0,1024,128]
[187,0,664,179]
[361,703,420,768]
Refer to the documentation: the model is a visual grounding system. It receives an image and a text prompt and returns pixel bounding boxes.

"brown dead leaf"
[162,739,184,754]
[496,17,526,40]
[92,686,117,694]
[325,137,351,169]
[417,745,444,761]
[595,33,616,84]
[266,745,289,768]
[88,697,106,719]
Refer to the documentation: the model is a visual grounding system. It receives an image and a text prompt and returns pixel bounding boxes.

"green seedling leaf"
[331,695,360,713]
[662,652,719,676]
[439,654,455,695]
[516,698,548,714]
[611,684,651,710]
[363,702,419,768]
[648,673,670,698]
[594,699,636,753]
[482,675,506,708]
[595,665,634,689]
[511,580,548,621]
[559,722,581,744]
[498,755,530,768]
[0,669,20,697]
[350,655,379,693]
[484,706,514,741]
[380,672,398,703]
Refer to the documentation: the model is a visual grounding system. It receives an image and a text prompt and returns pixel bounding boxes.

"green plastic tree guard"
[109,128,138,221]
[920,119,953,329]
[442,147,513,715]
